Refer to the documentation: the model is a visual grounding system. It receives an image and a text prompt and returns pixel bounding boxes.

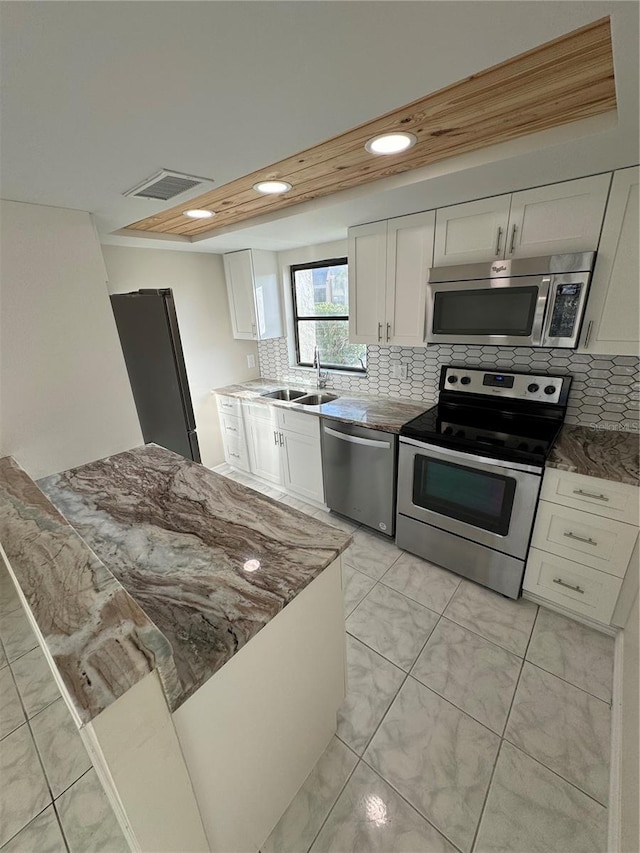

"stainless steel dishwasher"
[321,418,398,536]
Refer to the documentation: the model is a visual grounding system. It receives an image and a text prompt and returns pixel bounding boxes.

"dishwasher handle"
[323,425,391,449]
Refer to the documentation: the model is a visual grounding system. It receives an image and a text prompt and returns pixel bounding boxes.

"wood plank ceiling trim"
[124,16,615,238]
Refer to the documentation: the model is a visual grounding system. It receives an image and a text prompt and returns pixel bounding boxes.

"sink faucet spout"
[313,346,328,389]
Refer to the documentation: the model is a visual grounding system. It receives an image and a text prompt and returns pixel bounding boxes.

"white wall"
[102,246,259,468]
[0,201,143,479]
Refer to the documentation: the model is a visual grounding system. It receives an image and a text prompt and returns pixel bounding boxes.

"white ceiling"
[1,1,638,254]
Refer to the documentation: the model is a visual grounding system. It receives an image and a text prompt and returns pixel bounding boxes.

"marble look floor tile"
[30,698,91,798]
[526,608,615,703]
[381,552,461,614]
[0,723,51,846]
[346,585,439,671]
[11,646,60,719]
[337,636,405,755]
[474,741,607,853]
[56,769,129,853]
[317,511,360,535]
[0,667,26,740]
[343,529,403,580]
[0,607,38,663]
[261,737,358,853]
[444,581,538,657]
[505,662,610,805]
[365,677,500,853]
[1,805,66,853]
[343,566,376,618]
[310,761,458,853]
[412,618,522,735]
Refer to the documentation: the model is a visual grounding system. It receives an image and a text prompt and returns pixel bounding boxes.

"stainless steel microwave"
[426,253,595,348]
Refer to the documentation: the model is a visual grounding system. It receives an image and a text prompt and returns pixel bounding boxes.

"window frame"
[290,256,366,373]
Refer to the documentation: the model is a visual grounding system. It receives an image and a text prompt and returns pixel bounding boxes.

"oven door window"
[413,456,516,535]
[433,286,539,336]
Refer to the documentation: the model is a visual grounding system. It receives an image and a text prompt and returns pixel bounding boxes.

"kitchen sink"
[295,393,339,406]
[260,388,308,401]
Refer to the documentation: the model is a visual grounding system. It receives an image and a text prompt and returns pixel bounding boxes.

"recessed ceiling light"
[364,132,417,155]
[252,180,292,195]
[183,209,215,219]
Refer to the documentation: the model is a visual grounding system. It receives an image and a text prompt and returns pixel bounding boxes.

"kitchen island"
[0,445,351,852]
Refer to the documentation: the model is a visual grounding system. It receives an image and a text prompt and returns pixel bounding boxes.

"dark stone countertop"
[546,424,639,487]
[214,379,429,434]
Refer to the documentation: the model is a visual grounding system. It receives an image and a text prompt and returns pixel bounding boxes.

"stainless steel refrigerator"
[110,289,201,462]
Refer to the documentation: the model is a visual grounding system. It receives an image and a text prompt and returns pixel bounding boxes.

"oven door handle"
[324,426,391,449]
[399,437,543,474]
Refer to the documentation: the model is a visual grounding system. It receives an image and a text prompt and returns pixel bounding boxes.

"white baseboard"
[522,591,617,636]
[608,628,624,853]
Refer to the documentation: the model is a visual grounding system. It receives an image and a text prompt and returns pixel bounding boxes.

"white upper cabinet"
[348,221,387,344]
[385,212,436,346]
[349,211,435,346]
[579,167,639,356]
[433,174,611,266]
[223,249,283,341]
[508,173,611,258]
[434,196,512,266]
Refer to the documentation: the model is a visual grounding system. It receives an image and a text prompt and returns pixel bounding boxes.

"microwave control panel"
[441,367,568,405]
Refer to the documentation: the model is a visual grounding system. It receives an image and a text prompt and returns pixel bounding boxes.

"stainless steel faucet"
[313,346,328,389]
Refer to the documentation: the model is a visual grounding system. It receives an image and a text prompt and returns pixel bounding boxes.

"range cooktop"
[401,366,572,468]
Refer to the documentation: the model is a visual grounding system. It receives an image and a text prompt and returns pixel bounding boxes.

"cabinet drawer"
[219,413,245,442]
[276,408,320,438]
[224,435,250,471]
[524,547,622,624]
[532,501,638,578]
[216,395,242,418]
[541,468,639,524]
[242,400,276,423]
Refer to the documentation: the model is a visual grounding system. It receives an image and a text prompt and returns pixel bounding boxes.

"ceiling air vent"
[122,169,214,201]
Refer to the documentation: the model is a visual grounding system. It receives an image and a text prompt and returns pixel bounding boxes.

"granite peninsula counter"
[1,445,351,852]
[37,443,351,709]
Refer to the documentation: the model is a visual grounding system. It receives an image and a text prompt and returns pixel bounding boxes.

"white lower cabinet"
[241,401,325,503]
[524,468,639,626]
[243,402,281,485]
[216,396,250,472]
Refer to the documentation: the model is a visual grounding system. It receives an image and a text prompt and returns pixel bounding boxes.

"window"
[290,258,366,372]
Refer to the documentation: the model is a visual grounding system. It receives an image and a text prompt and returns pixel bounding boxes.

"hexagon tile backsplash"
[257,339,639,432]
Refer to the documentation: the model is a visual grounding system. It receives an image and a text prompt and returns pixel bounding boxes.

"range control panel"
[442,367,568,405]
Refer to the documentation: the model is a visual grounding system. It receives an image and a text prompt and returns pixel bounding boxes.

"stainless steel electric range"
[396,366,572,599]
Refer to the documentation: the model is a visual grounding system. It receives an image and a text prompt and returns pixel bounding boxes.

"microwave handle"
[530,276,551,346]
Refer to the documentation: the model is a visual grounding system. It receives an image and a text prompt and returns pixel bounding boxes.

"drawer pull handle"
[572,489,609,502]
[229,452,240,459]
[226,426,237,433]
[495,226,503,256]
[273,430,279,446]
[553,577,585,594]
[563,531,598,546]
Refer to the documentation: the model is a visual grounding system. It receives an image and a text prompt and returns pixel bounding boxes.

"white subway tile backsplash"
[257,339,639,432]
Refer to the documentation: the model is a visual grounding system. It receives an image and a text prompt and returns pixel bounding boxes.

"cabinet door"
[385,211,435,346]
[508,173,611,258]
[224,250,257,340]
[580,167,639,355]
[348,221,387,344]
[245,416,282,485]
[281,430,324,503]
[433,195,511,266]
[251,250,284,340]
